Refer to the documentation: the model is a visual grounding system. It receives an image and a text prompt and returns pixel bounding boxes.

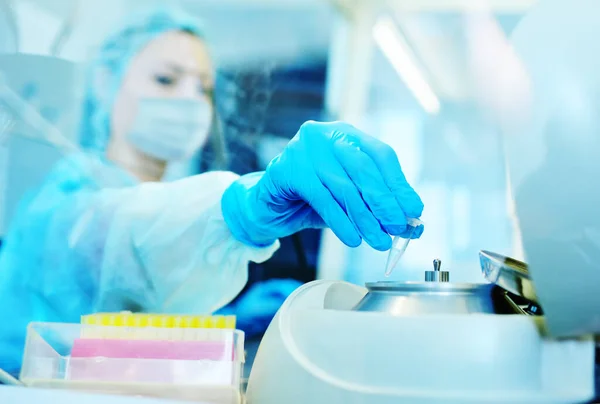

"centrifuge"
[246,252,596,404]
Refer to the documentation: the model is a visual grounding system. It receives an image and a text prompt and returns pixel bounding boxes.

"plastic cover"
[503,0,600,337]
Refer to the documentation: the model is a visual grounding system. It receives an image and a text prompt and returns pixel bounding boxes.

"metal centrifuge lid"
[479,250,538,304]
[358,259,497,315]
[364,281,490,294]
[366,259,487,294]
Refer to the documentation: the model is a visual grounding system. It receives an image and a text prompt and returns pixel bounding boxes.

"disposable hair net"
[78,8,206,153]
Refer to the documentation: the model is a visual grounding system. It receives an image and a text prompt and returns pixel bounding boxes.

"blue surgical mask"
[127,98,212,161]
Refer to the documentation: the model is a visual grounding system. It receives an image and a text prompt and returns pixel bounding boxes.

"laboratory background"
[2,0,599,403]
[0,0,521,292]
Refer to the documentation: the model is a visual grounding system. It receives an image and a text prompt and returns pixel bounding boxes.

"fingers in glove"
[331,139,410,237]
[302,174,362,248]
[317,164,392,251]
[340,125,424,219]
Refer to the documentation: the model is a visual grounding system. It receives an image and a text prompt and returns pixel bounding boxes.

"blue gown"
[0,153,280,374]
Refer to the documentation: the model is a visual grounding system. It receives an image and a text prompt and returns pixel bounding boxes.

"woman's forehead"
[134,31,214,79]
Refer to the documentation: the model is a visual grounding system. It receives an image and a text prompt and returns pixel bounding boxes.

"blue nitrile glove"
[222,121,424,251]
[217,279,302,337]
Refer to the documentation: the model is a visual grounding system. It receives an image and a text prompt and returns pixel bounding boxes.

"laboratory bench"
[0,385,189,404]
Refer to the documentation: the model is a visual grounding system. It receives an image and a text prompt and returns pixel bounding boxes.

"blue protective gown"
[0,154,278,374]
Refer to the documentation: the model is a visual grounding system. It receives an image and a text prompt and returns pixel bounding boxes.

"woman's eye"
[199,85,214,97]
[155,75,175,86]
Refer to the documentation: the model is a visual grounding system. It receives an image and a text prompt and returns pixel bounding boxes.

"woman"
[0,9,424,374]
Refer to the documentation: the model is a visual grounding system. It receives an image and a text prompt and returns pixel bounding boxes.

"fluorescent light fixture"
[373,16,441,115]
[384,0,536,13]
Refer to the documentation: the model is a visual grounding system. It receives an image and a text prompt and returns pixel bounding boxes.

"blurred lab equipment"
[0,0,18,54]
[0,54,83,237]
[502,0,600,338]
[48,0,81,57]
[246,253,595,404]
[418,103,512,280]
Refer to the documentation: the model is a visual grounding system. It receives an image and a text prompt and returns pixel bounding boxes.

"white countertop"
[0,385,212,404]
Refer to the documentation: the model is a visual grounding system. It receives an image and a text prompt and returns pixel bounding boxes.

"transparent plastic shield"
[504,0,600,337]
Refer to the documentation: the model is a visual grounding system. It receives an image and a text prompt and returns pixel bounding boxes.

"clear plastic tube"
[384,218,423,277]
[0,366,22,385]
[0,73,111,190]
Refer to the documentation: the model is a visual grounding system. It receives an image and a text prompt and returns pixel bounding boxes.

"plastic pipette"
[0,73,80,156]
[0,367,22,386]
[0,73,112,190]
[384,218,423,277]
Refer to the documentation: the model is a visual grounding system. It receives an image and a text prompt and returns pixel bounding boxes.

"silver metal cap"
[425,259,449,282]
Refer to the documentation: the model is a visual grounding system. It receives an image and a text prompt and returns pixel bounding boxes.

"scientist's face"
[110,30,215,159]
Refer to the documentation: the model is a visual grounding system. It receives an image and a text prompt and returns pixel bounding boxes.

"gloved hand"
[222,121,424,251]
[217,279,302,337]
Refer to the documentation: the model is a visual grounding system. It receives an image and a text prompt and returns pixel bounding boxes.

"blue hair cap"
[78,7,206,153]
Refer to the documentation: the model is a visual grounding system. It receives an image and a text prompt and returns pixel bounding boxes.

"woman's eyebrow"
[160,61,214,83]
